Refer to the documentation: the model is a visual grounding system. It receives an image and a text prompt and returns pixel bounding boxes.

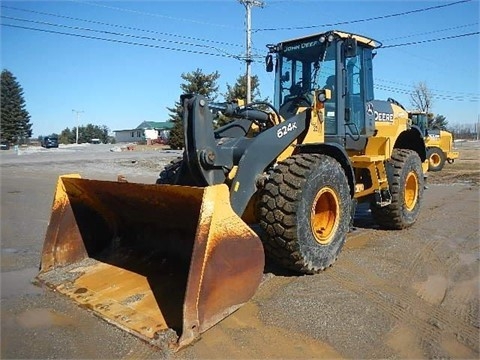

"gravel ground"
[1,141,478,359]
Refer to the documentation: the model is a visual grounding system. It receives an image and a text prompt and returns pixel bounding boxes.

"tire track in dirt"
[326,259,479,355]
[404,185,478,336]
[401,231,478,340]
[403,233,458,294]
[447,235,480,337]
[345,184,478,357]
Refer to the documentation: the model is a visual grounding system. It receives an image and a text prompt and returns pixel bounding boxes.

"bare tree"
[451,122,477,140]
[410,81,434,114]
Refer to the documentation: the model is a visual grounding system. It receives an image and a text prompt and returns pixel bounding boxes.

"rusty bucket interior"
[37,175,264,350]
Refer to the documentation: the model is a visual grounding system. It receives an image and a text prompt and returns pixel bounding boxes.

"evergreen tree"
[167,68,220,149]
[1,69,32,144]
[224,74,261,103]
[59,124,110,144]
[430,114,448,130]
[59,127,75,144]
[166,103,184,150]
[217,74,265,128]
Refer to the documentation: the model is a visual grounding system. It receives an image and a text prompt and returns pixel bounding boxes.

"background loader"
[37,30,427,351]
[409,110,459,171]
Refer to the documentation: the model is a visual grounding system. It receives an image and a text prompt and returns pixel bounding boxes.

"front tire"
[258,154,351,274]
[371,149,424,229]
[427,147,445,171]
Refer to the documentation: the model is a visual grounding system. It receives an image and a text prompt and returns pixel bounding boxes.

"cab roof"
[279,30,382,49]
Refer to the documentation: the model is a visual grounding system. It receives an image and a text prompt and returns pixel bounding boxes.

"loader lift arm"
[181,94,310,215]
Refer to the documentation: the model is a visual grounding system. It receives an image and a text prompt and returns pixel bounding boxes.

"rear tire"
[427,147,445,171]
[258,154,351,274]
[371,149,424,229]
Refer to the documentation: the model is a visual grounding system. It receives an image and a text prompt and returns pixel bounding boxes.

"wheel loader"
[409,110,459,171]
[36,30,427,351]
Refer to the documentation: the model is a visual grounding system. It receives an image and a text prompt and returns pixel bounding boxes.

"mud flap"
[36,175,264,351]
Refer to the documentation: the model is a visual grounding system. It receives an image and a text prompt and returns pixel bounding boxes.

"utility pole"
[72,109,84,144]
[239,0,264,104]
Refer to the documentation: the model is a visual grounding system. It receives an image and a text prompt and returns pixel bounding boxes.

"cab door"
[344,44,375,151]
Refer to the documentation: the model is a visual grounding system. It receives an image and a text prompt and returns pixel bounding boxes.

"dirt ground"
[1,141,479,359]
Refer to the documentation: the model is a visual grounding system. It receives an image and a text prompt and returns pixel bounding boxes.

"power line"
[374,84,479,102]
[1,23,241,59]
[3,14,478,91]
[1,15,236,54]
[4,21,477,68]
[381,22,478,42]
[1,5,244,49]
[70,0,241,30]
[3,4,474,56]
[254,0,472,31]
[382,31,479,48]
[375,78,480,97]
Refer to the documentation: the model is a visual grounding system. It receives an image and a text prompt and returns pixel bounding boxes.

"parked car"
[41,136,59,148]
[1,141,10,150]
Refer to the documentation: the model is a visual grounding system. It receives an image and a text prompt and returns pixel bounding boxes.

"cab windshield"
[410,113,428,136]
[275,37,336,110]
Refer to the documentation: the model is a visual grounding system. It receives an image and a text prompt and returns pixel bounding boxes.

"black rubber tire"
[258,154,351,274]
[156,157,183,184]
[427,147,445,172]
[371,149,424,229]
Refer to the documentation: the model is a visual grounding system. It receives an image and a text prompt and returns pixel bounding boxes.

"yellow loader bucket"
[36,175,264,351]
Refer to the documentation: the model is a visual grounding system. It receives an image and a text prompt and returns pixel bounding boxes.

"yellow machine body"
[425,130,459,161]
[409,110,458,170]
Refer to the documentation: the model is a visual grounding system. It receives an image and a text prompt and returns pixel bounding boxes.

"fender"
[296,142,356,198]
[394,125,427,162]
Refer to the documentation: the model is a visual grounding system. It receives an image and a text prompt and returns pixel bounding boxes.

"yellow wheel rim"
[404,171,419,211]
[430,153,441,167]
[311,188,340,245]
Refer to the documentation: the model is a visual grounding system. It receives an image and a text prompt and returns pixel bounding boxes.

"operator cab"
[409,111,428,136]
[266,30,381,151]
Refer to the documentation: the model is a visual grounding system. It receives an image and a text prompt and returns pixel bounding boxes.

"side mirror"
[265,54,274,72]
[344,37,357,58]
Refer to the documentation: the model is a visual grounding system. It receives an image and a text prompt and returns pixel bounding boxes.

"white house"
[114,121,174,143]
